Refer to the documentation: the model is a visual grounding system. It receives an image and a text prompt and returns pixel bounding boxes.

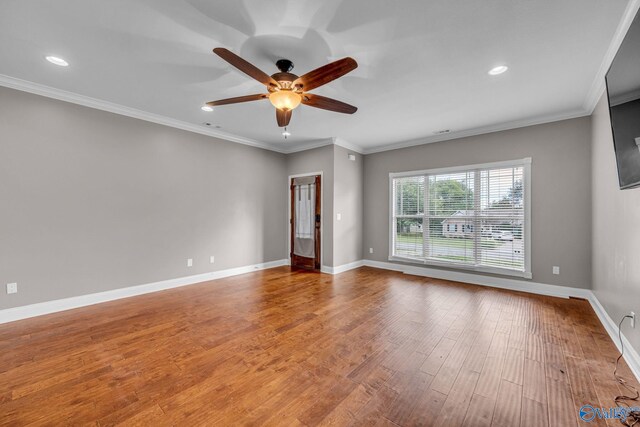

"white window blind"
[390,159,531,278]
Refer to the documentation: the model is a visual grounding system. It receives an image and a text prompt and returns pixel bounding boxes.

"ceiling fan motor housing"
[276,59,294,72]
[271,60,298,90]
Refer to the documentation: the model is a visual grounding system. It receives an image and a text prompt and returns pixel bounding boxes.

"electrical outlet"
[369,248,374,254]
[6,283,17,294]
[552,266,560,275]
[187,258,193,267]
[210,256,215,264]
[631,312,636,328]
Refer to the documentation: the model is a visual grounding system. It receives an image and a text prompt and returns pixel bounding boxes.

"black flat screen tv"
[606,8,640,189]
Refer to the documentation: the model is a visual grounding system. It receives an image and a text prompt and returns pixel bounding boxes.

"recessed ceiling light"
[45,56,69,67]
[488,65,508,76]
[201,105,213,112]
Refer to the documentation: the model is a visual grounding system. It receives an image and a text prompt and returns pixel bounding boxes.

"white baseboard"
[0,259,288,325]
[362,260,591,299]
[587,293,640,383]
[321,260,364,275]
[2,256,638,383]
[362,259,640,382]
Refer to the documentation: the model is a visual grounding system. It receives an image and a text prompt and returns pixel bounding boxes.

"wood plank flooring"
[0,266,637,426]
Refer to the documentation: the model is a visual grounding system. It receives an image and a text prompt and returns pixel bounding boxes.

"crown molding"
[583,0,640,114]
[0,62,612,158]
[275,137,365,155]
[333,137,365,154]
[361,108,590,155]
[278,137,335,154]
[0,74,370,155]
[0,74,293,153]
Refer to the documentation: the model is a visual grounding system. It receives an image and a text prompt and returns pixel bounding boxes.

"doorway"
[290,174,321,270]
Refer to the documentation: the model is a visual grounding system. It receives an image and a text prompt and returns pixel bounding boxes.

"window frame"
[388,158,532,279]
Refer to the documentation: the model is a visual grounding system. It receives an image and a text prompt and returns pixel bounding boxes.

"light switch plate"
[187,258,193,267]
[552,266,560,275]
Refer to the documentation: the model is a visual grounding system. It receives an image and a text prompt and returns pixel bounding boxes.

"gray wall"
[591,93,640,354]
[284,144,364,268]
[333,145,364,266]
[363,117,593,288]
[0,86,287,309]
[285,144,334,267]
[0,84,613,317]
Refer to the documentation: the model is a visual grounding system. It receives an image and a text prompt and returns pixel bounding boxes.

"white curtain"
[293,179,316,258]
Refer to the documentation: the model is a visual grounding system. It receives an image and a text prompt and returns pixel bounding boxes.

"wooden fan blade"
[293,57,357,92]
[276,109,292,127]
[206,94,268,107]
[213,48,279,88]
[302,94,357,114]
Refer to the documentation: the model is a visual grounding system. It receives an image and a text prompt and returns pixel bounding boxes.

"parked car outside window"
[491,231,514,241]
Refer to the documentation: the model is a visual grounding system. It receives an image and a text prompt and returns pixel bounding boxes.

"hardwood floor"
[0,266,637,426]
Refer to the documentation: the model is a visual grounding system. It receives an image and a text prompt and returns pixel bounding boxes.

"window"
[390,158,531,278]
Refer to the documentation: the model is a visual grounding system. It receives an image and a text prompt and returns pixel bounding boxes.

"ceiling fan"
[207,48,358,128]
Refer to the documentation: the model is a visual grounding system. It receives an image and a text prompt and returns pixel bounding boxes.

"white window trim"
[388,158,532,279]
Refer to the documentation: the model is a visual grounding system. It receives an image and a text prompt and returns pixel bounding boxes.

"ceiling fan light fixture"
[269,90,302,111]
[201,105,213,112]
[208,48,358,127]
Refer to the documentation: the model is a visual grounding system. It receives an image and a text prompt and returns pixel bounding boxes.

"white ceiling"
[0,0,634,153]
